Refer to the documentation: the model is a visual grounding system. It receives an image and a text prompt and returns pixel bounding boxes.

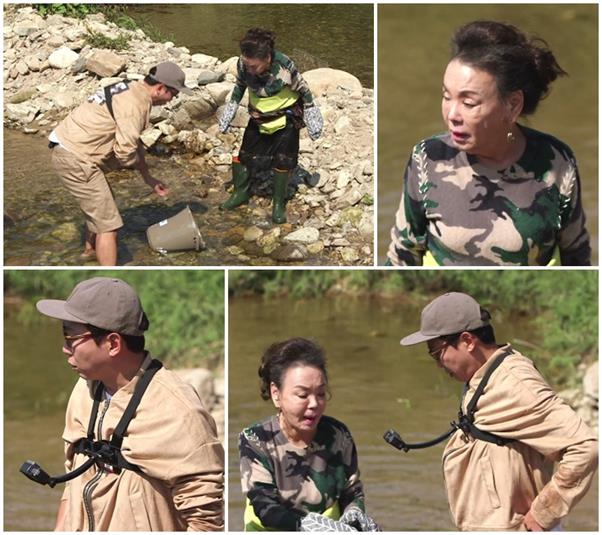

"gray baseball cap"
[36,277,149,336]
[400,292,491,346]
[149,61,193,95]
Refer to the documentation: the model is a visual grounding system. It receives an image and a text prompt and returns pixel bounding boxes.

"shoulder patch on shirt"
[88,81,130,105]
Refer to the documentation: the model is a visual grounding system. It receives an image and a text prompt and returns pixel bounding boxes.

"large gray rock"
[197,70,224,86]
[183,97,216,120]
[283,227,320,244]
[47,34,65,47]
[205,82,233,107]
[190,53,219,67]
[140,127,162,148]
[53,91,77,109]
[303,68,363,98]
[182,67,206,89]
[8,87,38,104]
[48,46,79,69]
[5,102,39,123]
[170,107,194,130]
[215,56,238,76]
[85,50,126,77]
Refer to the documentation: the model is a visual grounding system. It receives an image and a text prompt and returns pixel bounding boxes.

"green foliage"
[85,28,131,50]
[31,4,172,43]
[361,194,374,206]
[32,3,92,18]
[5,270,224,369]
[229,270,597,388]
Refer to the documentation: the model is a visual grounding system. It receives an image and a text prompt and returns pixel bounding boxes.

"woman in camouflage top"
[387,21,591,266]
[218,28,323,224]
[239,338,378,531]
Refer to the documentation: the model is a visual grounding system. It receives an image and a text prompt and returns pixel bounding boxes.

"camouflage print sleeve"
[338,431,366,513]
[281,54,314,107]
[387,144,429,266]
[557,157,591,265]
[231,57,247,104]
[239,429,304,531]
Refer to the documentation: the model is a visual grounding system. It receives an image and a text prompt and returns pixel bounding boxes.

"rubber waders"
[219,161,250,210]
[272,169,290,224]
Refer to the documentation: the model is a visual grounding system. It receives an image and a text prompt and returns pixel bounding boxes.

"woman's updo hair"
[451,20,567,116]
[240,28,275,60]
[258,338,328,401]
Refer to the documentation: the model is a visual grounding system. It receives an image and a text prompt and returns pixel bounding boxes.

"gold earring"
[507,130,516,144]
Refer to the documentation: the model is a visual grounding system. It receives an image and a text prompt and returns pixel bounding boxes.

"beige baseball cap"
[400,292,491,346]
[149,61,193,95]
[36,277,149,336]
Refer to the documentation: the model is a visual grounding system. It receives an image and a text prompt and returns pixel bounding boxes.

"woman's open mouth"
[451,130,470,143]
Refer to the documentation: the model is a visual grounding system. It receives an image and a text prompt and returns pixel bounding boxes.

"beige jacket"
[54,80,151,169]
[443,345,597,531]
[60,354,224,531]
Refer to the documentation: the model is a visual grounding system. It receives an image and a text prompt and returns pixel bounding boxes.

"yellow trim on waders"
[422,249,560,266]
[249,87,300,135]
[243,498,341,531]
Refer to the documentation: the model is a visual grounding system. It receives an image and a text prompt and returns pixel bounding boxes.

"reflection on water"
[129,4,373,87]
[228,296,597,531]
[4,312,78,531]
[377,4,598,263]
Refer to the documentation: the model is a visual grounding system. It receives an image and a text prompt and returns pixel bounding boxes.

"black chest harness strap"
[20,359,162,487]
[103,80,130,121]
[384,349,515,452]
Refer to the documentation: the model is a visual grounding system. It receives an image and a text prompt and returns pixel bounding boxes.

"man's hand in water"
[146,177,170,197]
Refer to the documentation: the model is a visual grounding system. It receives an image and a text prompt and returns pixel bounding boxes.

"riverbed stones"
[8,87,38,104]
[50,221,80,242]
[244,226,264,242]
[272,244,307,262]
[85,50,126,77]
[283,227,320,244]
[53,91,77,109]
[140,127,162,148]
[6,102,39,123]
[48,46,79,69]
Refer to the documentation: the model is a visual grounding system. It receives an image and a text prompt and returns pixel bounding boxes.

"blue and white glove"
[304,105,323,140]
[340,506,381,532]
[218,100,239,133]
[299,512,358,532]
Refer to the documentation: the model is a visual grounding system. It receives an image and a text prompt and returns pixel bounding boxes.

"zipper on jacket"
[83,399,110,531]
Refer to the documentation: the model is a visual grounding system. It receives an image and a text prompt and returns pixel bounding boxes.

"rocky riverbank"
[176,369,225,442]
[559,360,598,431]
[4,6,374,266]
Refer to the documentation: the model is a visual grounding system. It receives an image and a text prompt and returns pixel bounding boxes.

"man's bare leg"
[95,231,118,266]
[82,229,96,259]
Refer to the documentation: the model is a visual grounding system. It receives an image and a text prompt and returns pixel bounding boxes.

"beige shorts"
[51,146,123,234]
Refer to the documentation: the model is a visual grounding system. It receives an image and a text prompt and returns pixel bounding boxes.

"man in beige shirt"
[34,277,224,530]
[50,62,191,265]
[400,292,597,531]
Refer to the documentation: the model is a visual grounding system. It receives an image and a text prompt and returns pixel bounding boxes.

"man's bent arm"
[529,438,598,529]
[169,442,225,531]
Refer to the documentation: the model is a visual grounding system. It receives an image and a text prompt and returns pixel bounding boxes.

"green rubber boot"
[219,161,250,210]
[272,169,290,224]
